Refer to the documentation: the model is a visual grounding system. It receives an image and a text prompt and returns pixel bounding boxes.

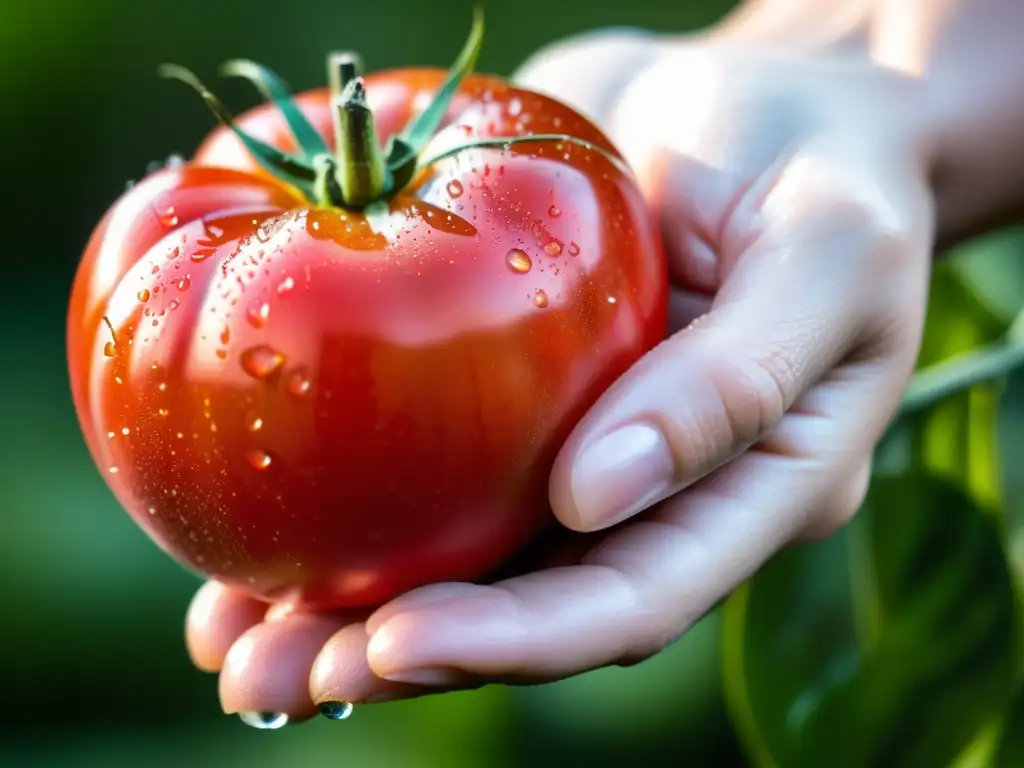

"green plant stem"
[901,310,1024,416]
[332,78,387,207]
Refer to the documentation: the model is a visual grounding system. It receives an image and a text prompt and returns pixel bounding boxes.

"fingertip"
[364,619,404,675]
[365,590,517,681]
[366,615,469,686]
[310,624,423,706]
[218,613,347,719]
[185,581,268,673]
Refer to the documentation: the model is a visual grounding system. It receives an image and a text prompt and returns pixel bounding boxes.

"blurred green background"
[0,0,747,765]
[4,0,1024,765]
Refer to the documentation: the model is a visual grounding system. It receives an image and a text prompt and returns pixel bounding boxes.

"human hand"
[186,26,938,726]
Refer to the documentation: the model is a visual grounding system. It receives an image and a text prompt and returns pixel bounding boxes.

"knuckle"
[767,149,923,270]
[708,351,792,448]
[861,207,919,272]
[802,463,873,541]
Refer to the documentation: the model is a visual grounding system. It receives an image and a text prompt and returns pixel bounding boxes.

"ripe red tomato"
[67,38,666,610]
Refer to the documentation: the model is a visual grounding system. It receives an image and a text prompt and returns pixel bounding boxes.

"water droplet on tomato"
[568,241,580,257]
[245,448,273,471]
[508,97,522,117]
[544,240,563,257]
[277,276,295,295]
[137,288,151,303]
[169,299,180,310]
[320,701,354,721]
[447,180,464,198]
[103,342,117,357]
[506,248,532,274]
[548,205,561,218]
[287,369,312,397]
[177,277,191,291]
[246,412,264,432]
[241,345,286,379]
[158,408,170,417]
[158,206,179,227]
[533,289,549,308]
[109,466,119,474]
[246,301,270,328]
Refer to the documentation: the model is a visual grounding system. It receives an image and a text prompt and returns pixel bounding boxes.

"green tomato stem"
[332,78,388,208]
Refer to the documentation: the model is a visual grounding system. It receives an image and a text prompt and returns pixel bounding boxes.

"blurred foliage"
[2,0,1023,766]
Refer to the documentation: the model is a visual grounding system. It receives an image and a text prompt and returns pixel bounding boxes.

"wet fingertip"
[365,619,407,674]
[185,581,268,673]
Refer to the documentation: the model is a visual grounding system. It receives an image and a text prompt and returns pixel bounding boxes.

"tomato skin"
[68,70,667,610]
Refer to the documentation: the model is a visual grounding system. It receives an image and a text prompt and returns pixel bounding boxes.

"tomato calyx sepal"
[157,63,319,198]
[218,58,331,159]
[380,6,485,191]
[415,133,635,181]
[155,8,634,212]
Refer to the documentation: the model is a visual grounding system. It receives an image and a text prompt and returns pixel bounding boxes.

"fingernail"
[318,701,354,720]
[571,422,674,529]
[237,711,290,730]
[381,667,464,686]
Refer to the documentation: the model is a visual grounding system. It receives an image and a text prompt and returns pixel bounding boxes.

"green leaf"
[721,530,857,768]
[218,59,330,159]
[723,473,1021,768]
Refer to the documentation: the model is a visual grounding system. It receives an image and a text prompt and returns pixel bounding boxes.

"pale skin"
[185,0,1024,724]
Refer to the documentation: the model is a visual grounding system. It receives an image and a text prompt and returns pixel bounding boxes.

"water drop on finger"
[238,712,289,730]
[319,701,354,721]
